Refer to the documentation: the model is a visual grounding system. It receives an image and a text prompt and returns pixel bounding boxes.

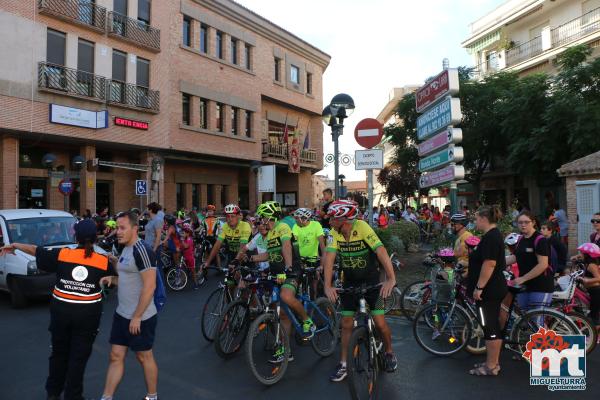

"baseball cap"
[74,219,97,243]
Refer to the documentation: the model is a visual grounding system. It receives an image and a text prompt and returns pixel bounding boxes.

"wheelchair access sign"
[135,180,147,196]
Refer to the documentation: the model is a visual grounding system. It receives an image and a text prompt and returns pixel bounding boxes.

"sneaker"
[384,352,397,373]
[268,347,294,363]
[303,317,316,338]
[329,363,347,382]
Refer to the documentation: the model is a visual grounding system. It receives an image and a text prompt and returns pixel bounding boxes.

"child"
[181,224,198,289]
[540,220,567,275]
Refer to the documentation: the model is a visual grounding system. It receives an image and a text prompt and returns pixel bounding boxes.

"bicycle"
[200,266,237,342]
[245,271,338,385]
[165,254,205,291]
[341,283,385,400]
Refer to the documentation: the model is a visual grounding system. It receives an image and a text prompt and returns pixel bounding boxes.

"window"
[216,31,223,59]
[182,93,190,125]
[231,107,238,135]
[200,24,208,53]
[306,72,313,94]
[245,111,252,138]
[137,57,150,87]
[183,16,191,46]
[199,98,207,129]
[216,103,223,132]
[529,20,548,39]
[231,38,238,64]
[290,65,300,84]
[47,29,66,65]
[274,57,281,81]
[245,44,251,70]
[113,0,127,15]
[176,183,183,210]
[77,39,94,73]
[112,50,127,81]
[138,0,150,25]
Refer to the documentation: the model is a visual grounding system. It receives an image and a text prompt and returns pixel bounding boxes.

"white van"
[0,209,89,308]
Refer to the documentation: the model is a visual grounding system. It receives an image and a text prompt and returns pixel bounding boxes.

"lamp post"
[322,93,355,200]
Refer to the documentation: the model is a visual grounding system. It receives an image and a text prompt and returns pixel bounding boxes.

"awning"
[465,30,501,54]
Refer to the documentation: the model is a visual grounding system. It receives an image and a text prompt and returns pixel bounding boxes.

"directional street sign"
[418,127,462,157]
[355,149,384,170]
[135,180,147,196]
[416,97,462,141]
[419,164,465,189]
[418,145,464,172]
[416,68,459,112]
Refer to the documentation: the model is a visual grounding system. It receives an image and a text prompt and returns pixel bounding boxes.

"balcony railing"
[506,36,543,67]
[261,142,318,164]
[107,80,160,113]
[300,149,317,163]
[39,0,107,32]
[552,6,600,48]
[108,12,160,52]
[38,62,106,101]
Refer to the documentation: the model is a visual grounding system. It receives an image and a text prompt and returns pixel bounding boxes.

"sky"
[236,0,506,181]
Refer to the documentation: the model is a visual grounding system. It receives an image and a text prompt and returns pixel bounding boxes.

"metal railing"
[471,58,500,79]
[38,62,106,101]
[107,80,160,113]
[506,36,543,66]
[261,142,318,164]
[39,0,106,32]
[552,7,600,48]
[300,149,317,163]
[108,12,160,52]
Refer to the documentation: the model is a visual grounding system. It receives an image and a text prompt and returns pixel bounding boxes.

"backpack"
[154,268,167,312]
[532,234,558,276]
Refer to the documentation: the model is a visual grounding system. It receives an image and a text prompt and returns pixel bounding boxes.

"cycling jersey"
[326,219,383,283]
[266,221,293,274]
[292,221,324,259]
[203,216,219,237]
[217,220,252,255]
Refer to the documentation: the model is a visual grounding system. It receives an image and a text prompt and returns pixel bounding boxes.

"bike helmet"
[207,205,216,211]
[182,223,193,233]
[577,243,600,258]
[256,201,282,220]
[437,247,456,263]
[327,200,359,220]
[224,204,241,215]
[164,214,176,226]
[105,220,117,229]
[450,213,468,224]
[292,208,313,220]
[465,235,480,248]
[504,233,522,247]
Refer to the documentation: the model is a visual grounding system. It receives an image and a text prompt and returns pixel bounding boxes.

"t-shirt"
[182,237,194,264]
[247,233,269,271]
[326,219,383,284]
[321,201,333,229]
[116,240,157,321]
[281,216,296,230]
[454,230,473,266]
[144,211,164,250]
[467,227,507,300]
[553,209,568,237]
[515,232,554,293]
[266,221,293,274]
[217,220,252,256]
[292,221,324,259]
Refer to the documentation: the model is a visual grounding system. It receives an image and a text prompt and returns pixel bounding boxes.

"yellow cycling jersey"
[217,220,251,255]
[266,221,292,273]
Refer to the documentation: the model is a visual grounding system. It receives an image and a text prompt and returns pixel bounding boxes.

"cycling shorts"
[476,300,502,340]
[281,278,300,293]
[340,283,384,317]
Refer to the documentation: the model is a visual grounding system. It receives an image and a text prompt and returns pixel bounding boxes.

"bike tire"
[399,280,431,321]
[464,323,487,355]
[347,325,380,400]
[214,300,251,359]
[384,287,401,314]
[567,312,597,354]
[201,287,227,342]
[412,302,471,356]
[309,297,339,357]
[245,313,289,386]
[166,267,188,291]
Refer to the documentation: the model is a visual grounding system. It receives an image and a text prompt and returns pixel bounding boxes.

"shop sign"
[114,117,149,130]
[49,104,108,129]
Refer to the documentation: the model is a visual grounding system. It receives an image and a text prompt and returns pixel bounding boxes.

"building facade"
[0,0,329,215]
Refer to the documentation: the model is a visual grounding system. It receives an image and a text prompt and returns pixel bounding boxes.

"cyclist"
[450,213,472,273]
[292,208,326,295]
[202,205,221,268]
[181,224,199,289]
[323,200,398,382]
[576,243,600,327]
[248,201,314,362]
[504,233,521,279]
[161,214,181,268]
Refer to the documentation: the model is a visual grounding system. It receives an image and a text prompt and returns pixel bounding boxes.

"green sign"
[418,145,464,172]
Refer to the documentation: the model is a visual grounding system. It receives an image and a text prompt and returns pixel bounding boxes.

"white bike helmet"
[224,204,241,215]
[504,233,522,246]
[292,208,313,220]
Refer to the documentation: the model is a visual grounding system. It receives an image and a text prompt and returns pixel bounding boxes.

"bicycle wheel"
[509,308,581,355]
[347,325,379,400]
[201,287,228,342]
[245,313,289,386]
[309,297,338,357]
[464,322,487,355]
[412,302,471,356]
[214,300,250,358]
[568,312,597,354]
[166,267,188,291]
[383,287,401,315]
[399,280,431,321]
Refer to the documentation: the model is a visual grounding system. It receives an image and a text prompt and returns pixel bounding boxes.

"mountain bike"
[201,266,237,342]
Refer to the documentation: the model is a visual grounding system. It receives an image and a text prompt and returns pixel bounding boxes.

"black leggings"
[476,300,503,340]
[588,286,600,325]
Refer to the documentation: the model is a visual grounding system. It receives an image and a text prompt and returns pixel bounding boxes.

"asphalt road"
[1,277,598,400]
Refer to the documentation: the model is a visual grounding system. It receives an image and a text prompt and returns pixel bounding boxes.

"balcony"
[107,80,160,113]
[38,62,106,102]
[38,0,107,32]
[552,6,600,48]
[300,149,318,163]
[261,140,318,165]
[108,12,160,52]
[506,36,542,67]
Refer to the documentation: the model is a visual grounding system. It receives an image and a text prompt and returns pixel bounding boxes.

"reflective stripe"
[53,289,102,302]
[58,248,108,270]
[52,294,102,304]
[53,287,102,298]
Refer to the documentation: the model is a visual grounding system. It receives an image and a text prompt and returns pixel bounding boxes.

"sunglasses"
[592,219,600,224]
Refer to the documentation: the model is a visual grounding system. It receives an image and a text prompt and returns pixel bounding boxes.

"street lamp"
[72,155,85,170]
[323,93,354,199]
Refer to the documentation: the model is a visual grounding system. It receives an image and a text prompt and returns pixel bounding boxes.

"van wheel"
[9,279,28,308]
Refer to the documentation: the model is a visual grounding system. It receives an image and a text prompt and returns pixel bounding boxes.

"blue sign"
[136,180,147,196]
[58,178,74,196]
[416,97,462,141]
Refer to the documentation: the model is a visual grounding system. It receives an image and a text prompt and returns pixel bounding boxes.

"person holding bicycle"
[323,200,398,382]
[292,208,326,295]
[181,224,199,289]
[576,243,600,327]
[467,205,507,376]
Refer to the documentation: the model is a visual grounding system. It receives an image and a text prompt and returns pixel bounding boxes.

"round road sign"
[58,178,74,196]
[354,118,384,149]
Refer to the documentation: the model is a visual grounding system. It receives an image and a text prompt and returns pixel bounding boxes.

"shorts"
[476,300,502,340]
[340,284,384,317]
[281,278,300,293]
[184,255,195,270]
[516,292,552,312]
[109,312,157,352]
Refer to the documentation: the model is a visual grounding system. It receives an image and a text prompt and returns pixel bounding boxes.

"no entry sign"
[354,118,383,149]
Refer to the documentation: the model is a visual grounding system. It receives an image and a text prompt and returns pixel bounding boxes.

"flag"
[282,114,289,144]
[303,122,310,149]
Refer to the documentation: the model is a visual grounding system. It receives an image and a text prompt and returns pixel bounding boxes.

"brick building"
[0,0,329,214]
